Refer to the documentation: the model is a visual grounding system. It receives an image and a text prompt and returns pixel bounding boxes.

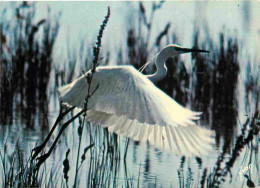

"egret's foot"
[35,152,51,169]
[32,144,45,160]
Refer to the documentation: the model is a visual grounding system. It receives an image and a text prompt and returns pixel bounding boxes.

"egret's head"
[162,44,209,57]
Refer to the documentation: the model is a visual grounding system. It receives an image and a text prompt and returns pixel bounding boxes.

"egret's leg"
[32,106,76,160]
[35,108,85,169]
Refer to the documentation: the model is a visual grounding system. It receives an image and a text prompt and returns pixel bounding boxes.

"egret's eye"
[174,47,183,51]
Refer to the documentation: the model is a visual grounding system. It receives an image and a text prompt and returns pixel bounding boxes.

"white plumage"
[58,45,215,156]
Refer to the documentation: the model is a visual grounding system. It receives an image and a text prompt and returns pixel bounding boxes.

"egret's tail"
[58,83,73,99]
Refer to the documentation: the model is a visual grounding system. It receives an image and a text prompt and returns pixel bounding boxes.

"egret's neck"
[147,50,169,83]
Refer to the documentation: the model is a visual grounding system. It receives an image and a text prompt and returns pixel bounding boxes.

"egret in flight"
[58,44,214,156]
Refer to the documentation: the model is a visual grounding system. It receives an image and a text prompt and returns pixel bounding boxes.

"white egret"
[58,44,214,156]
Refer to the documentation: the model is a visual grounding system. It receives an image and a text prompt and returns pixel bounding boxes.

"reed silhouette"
[0,3,60,127]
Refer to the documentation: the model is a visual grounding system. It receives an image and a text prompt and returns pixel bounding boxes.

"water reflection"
[0,108,259,187]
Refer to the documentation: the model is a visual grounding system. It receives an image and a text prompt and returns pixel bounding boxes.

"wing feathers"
[58,66,215,156]
[81,110,215,156]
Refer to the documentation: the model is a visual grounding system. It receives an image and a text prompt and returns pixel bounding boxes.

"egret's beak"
[178,48,210,53]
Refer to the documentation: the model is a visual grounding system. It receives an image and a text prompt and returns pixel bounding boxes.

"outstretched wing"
[58,65,214,156]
